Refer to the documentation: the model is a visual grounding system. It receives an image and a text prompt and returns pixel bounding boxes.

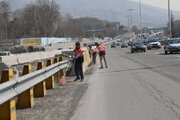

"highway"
[70,46,180,120]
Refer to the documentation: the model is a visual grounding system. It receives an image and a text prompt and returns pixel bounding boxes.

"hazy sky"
[131,0,180,11]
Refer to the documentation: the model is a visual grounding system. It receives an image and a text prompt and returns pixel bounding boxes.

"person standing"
[96,43,108,69]
[73,42,84,82]
[88,45,97,64]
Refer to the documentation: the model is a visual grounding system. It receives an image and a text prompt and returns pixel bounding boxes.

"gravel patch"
[16,65,97,120]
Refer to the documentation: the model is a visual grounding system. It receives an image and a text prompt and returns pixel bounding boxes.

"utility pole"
[128,9,134,39]
[168,0,172,38]
[139,0,143,40]
[127,15,131,40]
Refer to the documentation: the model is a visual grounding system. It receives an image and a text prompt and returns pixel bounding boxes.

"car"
[121,42,128,48]
[116,42,120,46]
[164,38,180,54]
[0,51,13,57]
[56,48,63,50]
[131,41,146,53]
[147,39,161,50]
[111,42,116,48]
[127,41,133,46]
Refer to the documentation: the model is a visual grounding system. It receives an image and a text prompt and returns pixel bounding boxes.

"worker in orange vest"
[73,42,84,82]
[88,45,97,64]
[96,43,108,69]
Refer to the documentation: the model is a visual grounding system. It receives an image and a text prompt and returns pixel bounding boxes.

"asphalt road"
[70,46,180,120]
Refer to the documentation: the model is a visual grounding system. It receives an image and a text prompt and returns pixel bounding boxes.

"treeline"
[0,0,123,41]
[171,18,180,38]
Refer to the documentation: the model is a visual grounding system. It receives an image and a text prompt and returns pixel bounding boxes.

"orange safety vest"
[98,44,105,52]
[74,47,83,56]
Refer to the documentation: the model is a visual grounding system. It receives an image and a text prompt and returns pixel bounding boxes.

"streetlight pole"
[128,9,134,39]
[139,0,142,40]
[168,0,172,38]
[127,15,131,40]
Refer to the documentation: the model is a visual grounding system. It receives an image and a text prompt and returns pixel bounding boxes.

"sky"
[131,0,180,11]
[5,0,180,12]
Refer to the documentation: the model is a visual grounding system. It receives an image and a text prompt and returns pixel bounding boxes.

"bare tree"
[0,1,10,40]
[170,13,180,38]
[21,0,60,37]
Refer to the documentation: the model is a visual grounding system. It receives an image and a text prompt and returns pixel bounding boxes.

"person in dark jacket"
[73,42,84,82]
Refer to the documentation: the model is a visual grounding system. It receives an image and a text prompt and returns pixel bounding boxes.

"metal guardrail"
[0,60,68,105]
[0,80,17,105]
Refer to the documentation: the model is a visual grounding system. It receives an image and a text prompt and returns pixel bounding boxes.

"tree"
[170,13,180,38]
[0,1,10,39]
[21,0,60,37]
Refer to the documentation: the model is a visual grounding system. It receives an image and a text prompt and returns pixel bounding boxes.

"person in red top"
[96,43,108,69]
[73,42,84,81]
[88,45,97,64]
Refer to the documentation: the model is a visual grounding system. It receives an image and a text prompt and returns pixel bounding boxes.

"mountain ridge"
[8,0,180,27]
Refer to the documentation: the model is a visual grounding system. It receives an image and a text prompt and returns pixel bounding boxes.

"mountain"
[8,0,180,27]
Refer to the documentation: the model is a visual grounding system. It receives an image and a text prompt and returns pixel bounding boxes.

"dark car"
[116,42,120,46]
[111,42,116,48]
[121,42,128,48]
[164,38,180,54]
[131,41,146,53]
[127,41,133,46]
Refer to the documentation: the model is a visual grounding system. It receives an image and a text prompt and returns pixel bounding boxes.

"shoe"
[106,66,108,68]
[80,78,84,82]
[74,77,80,81]
[99,67,103,69]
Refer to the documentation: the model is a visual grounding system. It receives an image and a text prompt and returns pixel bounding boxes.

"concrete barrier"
[0,51,62,66]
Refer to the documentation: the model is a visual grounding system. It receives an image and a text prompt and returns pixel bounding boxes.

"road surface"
[70,46,180,120]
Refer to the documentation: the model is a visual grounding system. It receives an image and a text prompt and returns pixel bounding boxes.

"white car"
[147,39,161,50]
[164,38,180,54]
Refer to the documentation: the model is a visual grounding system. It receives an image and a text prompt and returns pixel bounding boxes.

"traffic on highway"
[112,33,180,55]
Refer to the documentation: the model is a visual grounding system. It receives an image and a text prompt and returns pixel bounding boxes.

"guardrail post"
[34,61,46,97]
[17,64,34,109]
[0,69,13,83]
[45,59,55,89]
[0,69,16,120]
[53,58,59,83]
[59,57,66,85]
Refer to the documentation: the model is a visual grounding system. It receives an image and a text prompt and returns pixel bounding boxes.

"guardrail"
[0,57,68,120]
[0,41,113,120]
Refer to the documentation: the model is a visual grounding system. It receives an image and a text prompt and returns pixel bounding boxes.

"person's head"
[88,45,92,49]
[75,41,81,49]
[95,42,99,47]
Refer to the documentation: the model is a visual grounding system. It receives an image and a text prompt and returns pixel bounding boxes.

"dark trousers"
[75,61,84,79]
[92,52,97,64]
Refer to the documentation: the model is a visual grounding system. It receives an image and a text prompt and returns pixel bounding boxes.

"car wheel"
[165,50,168,54]
[170,51,173,54]
[131,50,134,53]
